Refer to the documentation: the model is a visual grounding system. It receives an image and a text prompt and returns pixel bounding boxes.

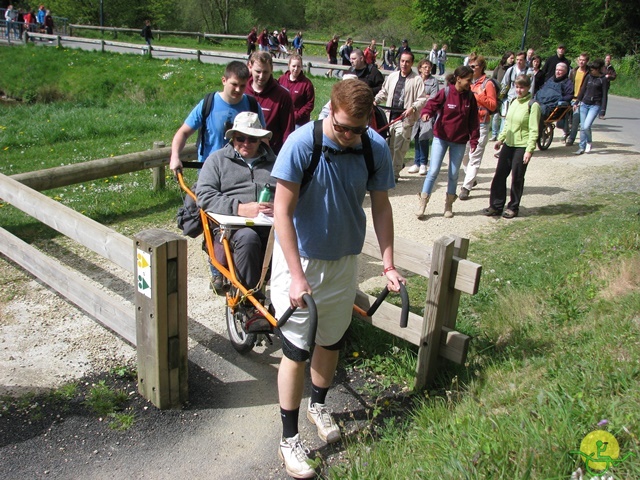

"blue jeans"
[491,113,503,139]
[413,133,431,167]
[579,103,601,150]
[420,137,466,195]
[438,62,445,75]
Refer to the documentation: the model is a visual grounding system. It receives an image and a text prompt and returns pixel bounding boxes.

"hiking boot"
[418,164,428,175]
[245,310,272,333]
[483,207,502,216]
[307,400,340,443]
[279,434,316,479]
[459,187,470,201]
[407,165,419,174]
[415,193,430,218]
[210,275,224,294]
[502,209,517,219]
[444,193,457,218]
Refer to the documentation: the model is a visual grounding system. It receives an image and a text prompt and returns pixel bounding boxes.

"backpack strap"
[361,132,374,179]
[246,94,259,114]
[301,120,375,192]
[197,92,215,158]
[301,120,324,190]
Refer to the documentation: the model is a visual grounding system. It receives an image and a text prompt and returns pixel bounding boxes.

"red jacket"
[421,85,480,149]
[363,47,376,65]
[278,71,315,126]
[471,74,497,124]
[246,76,296,154]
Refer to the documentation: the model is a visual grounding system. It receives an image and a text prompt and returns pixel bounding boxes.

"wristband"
[383,266,396,275]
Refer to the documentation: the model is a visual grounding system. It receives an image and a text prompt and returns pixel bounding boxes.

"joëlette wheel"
[225,288,256,354]
[538,123,554,150]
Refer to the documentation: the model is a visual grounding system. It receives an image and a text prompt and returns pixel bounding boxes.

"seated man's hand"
[237,202,274,218]
[258,202,274,217]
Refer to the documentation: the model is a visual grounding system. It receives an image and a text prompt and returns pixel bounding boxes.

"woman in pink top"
[278,54,315,128]
[416,65,479,219]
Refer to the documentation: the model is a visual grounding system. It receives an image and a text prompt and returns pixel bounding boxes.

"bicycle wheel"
[225,288,257,354]
[537,122,554,150]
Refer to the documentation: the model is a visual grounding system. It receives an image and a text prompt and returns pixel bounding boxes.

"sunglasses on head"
[331,115,368,135]
[234,135,260,144]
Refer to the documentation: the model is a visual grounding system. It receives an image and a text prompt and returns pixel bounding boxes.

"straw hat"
[224,112,272,140]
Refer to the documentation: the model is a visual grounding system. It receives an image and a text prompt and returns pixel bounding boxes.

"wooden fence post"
[152,141,166,190]
[134,229,188,409]
[197,50,202,63]
[414,235,456,389]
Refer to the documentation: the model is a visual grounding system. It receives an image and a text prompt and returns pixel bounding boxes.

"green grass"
[84,380,129,417]
[336,192,640,479]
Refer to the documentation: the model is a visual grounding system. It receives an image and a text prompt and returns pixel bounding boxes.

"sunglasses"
[331,114,368,135]
[234,135,260,144]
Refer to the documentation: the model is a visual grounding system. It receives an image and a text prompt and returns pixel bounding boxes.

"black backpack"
[196,92,260,158]
[300,120,375,192]
[481,77,502,114]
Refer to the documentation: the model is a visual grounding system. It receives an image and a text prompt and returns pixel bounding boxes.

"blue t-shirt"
[272,121,394,261]
[184,93,266,162]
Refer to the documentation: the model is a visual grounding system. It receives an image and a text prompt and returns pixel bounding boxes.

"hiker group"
[168,35,616,477]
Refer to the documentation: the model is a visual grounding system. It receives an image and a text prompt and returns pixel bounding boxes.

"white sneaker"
[418,164,428,175]
[307,400,340,443]
[279,434,316,479]
[585,143,592,153]
[407,165,419,174]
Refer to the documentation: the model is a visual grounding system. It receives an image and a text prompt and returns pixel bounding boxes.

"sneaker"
[407,164,419,174]
[418,164,428,175]
[307,401,340,443]
[565,140,574,146]
[459,187,470,201]
[575,149,585,155]
[560,134,567,143]
[490,136,497,142]
[279,434,316,479]
[585,143,592,153]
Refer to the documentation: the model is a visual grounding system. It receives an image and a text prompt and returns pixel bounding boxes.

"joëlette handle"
[366,283,410,328]
[276,293,318,347]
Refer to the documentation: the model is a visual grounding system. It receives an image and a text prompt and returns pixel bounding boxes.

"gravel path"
[1,112,639,479]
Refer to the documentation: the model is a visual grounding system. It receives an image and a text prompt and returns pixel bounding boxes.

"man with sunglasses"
[170,60,267,292]
[195,112,276,319]
[270,79,405,478]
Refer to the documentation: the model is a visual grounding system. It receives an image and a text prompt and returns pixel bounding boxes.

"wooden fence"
[0,143,480,401]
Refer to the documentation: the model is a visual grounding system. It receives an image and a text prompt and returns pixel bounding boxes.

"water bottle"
[258,183,272,203]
